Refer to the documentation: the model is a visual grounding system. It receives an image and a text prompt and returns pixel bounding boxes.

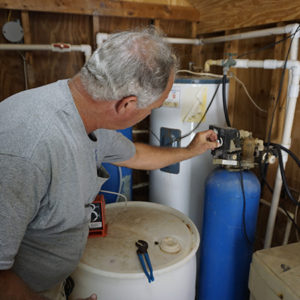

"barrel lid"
[80,201,199,274]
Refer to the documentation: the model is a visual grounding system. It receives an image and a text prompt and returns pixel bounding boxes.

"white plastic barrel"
[70,201,200,300]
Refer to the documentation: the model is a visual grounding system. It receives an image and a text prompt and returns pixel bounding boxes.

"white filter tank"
[149,77,228,231]
[70,201,199,300]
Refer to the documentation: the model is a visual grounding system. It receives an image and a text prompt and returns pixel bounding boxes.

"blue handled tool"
[136,240,154,283]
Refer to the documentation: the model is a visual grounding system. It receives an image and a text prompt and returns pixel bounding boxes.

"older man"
[0,28,218,300]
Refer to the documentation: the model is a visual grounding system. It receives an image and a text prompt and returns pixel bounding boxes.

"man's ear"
[115,96,138,115]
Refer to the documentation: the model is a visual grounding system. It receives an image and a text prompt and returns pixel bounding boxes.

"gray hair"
[80,27,177,108]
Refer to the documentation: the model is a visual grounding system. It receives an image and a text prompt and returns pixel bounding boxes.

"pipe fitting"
[285,23,300,36]
[96,33,109,48]
[51,43,71,52]
[204,59,223,72]
[80,44,92,61]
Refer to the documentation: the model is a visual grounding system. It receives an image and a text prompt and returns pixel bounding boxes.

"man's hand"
[115,129,219,171]
[186,129,219,156]
[77,294,97,300]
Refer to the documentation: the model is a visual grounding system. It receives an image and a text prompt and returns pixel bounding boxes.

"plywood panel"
[97,16,150,35]
[29,12,91,87]
[121,0,191,7]
[0,0,200,22]
[158,19,194,69]
[231,35,274,137]
[190,0,300,34]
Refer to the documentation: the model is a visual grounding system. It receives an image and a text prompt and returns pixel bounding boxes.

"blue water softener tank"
[198,168,261,300]
[101,128,132,203]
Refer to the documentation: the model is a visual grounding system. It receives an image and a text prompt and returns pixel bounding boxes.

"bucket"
[70,201,200,300]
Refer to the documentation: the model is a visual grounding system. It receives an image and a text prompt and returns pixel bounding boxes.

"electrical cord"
[149,83,221,145]
[229,72,268,113]
[238,168,252,245]
[176,83,221,142]
[176,70,224,78]
[275,145,300,207]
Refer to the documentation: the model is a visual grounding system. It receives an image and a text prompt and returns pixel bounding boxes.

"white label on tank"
[182,86,207,123]
[163,87,180,108]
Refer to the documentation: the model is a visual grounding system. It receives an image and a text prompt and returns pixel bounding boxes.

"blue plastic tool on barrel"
[136,240,154,283]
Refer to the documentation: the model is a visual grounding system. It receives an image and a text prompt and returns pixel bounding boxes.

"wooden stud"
[20,10,35,88]
[223,30,239,126]
[92,15,100,50]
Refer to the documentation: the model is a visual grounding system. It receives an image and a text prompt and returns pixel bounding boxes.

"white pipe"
[205,59,300,71]
[201,23,299,45]
[0,43,92,62]
[96,23,300,49]
[260,199,293,245]
[96,33,109,48]
[163,37,202,45]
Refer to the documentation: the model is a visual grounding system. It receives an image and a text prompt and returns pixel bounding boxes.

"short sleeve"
[94,129,136,163]
[0,155,48,270]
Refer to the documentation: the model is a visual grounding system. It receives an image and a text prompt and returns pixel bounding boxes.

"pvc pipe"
[205,59,300,71]
[0,43,92,62]
[260,199,293,245]
[96,23,300,49]
[201,23,299,45]
[96,33,109,48]
[163,37,202,45]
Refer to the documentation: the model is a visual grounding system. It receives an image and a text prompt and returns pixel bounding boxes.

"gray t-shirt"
[0,80,135,291]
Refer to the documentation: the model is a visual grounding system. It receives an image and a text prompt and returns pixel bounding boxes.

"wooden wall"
[0,2,299,249]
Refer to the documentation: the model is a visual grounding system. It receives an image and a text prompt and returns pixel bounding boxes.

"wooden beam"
[223,31,239,127]
[92,15,100,49]
[20,11,36,89]
[0,0,200,22]
[187,0,300,34]
[267,30,290,143]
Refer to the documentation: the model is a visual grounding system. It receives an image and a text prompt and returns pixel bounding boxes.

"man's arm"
[115,129,219,170]
[0,270,49,300]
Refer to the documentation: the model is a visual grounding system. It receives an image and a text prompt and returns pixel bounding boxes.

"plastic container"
[249,242,300,300]
[198,168,261,300]
[70,201,200,300]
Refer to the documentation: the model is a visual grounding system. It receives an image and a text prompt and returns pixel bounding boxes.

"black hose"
[239,170,252,245]
[268,142,300,167]
[276,145,300,207]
